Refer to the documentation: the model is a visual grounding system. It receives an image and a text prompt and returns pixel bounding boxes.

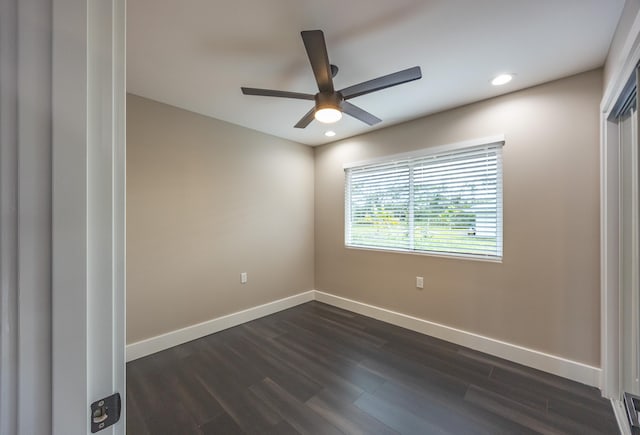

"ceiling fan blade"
[241,87,315,100]
[340,66,422,100]
[341,102,382,126]
[301,30,334,94]
[294,107,316,129]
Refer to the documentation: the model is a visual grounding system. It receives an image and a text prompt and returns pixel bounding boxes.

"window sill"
[344,244,503,263]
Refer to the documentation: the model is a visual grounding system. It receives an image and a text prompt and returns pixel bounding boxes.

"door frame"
[51,0,126,433]
[601,8,640,401]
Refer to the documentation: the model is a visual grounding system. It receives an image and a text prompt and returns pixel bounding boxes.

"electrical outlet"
[241,272,247,284]
[416,276,424,289]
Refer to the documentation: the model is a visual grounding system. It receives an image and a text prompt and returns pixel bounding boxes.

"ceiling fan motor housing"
[315,91,343,111]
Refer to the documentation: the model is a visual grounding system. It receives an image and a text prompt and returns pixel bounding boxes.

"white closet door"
[620,103,640,396]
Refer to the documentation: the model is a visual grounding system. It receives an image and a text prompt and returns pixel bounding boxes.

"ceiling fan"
[241,30,422,129]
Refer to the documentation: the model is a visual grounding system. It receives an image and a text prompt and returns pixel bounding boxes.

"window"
[345,137,504,260]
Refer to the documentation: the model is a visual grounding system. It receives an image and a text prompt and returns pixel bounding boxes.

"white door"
[51,0,126,434]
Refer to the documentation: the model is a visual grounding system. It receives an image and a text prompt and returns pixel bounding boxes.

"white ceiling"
[127,0,625,146]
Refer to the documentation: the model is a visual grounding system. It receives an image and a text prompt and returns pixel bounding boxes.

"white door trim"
[601,8,640,399]
[601,114,622,399]
[52,0,126,433]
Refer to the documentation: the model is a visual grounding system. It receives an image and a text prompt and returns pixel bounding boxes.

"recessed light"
[491,74,513,86]
[324,130,336,137]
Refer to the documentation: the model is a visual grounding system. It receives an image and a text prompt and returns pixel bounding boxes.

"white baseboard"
[314,291,601,388]
[611,398,632,435]
[126,290,315,361]
[127,289,601,389]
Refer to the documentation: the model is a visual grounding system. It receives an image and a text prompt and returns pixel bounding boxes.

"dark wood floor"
[127,301,619,434]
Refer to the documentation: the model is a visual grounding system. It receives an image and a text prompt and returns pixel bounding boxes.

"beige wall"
[126,94,314,344]
[314,70,602,366]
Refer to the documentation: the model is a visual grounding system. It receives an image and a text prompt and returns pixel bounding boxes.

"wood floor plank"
[283,312,386,355]
[198,412,245,435]
[186,355,284,433]
[273,332,387,393]
[303,301,358,320]
[381,339,493,386]
[195,334,264,387]
[291,306,387,346]
[219,327,324,402]
[371,380,528,435]
[279,318,371,363]
[306,388,399,435]
[165,363,225,426]
[240,326,364,402]
[471,374,549,411]
[250,377,344,435]
[253,419,301,435]
[125,381,150,435]
[547,394,618,434]
[462,347,605,403]
[127,363,201,434]
[354,392,448,434]
[127,301,619,435]
[243,310,291,338]
[464,384,605,435]
[358,351,470,402]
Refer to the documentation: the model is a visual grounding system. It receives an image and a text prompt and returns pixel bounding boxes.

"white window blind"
[345,141,503,260]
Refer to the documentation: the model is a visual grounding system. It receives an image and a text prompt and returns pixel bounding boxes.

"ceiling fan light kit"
[241,30,422,130]
[315,108,342,123]
[314,92,343,123]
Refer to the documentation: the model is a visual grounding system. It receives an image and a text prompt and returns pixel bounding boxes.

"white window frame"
[344,135,505,262]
